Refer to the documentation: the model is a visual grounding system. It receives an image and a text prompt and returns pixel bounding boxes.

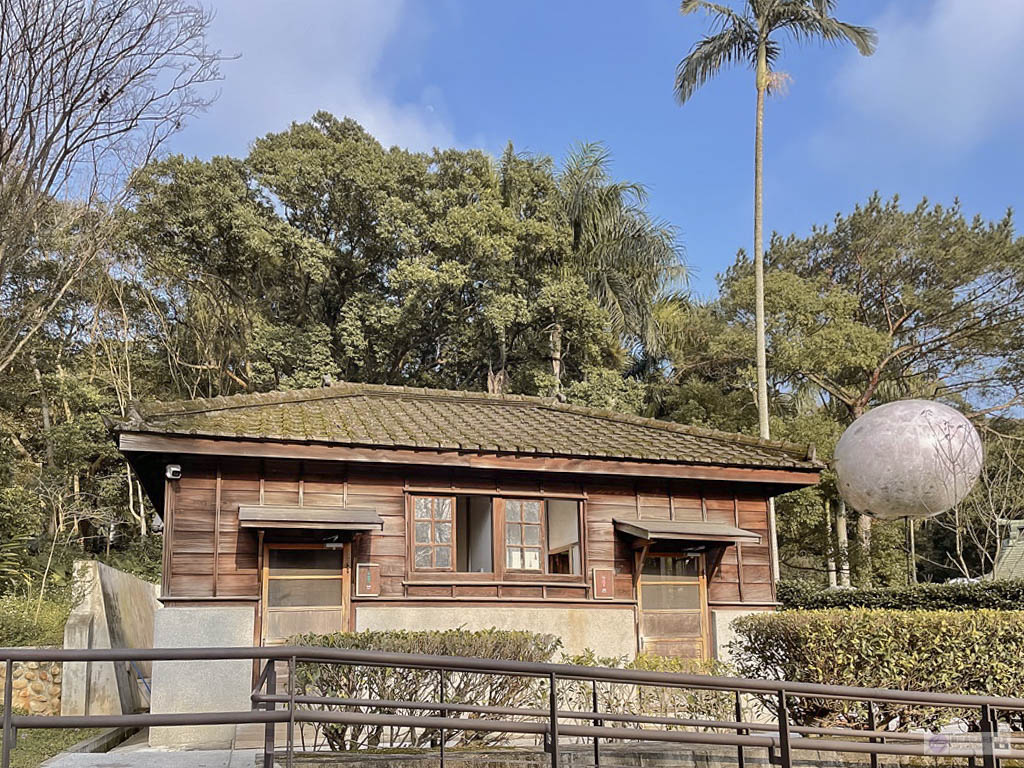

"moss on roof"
[113,382,821,471]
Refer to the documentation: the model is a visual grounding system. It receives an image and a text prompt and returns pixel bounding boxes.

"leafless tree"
[0,0,225,375]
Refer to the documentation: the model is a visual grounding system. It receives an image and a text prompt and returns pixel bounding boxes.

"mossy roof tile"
[114,382,821,471]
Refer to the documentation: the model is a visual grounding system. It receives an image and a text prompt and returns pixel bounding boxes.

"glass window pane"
[507,548,522,569]
[505,523,521,545]
[269,549,342,577]
[437,498,452,519]
[415,522,432,544]
[505,501,521,522]
[523,502,541,523]
[268,578,342,607]
[434,546,451,568]
[641,583,701,611]
[436,522,452,543]
[415,498,432,519]
[523,524,540,545]
[415,546,432,568]
[523,548,540,571]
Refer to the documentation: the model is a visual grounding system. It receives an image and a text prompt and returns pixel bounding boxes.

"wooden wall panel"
[165,455,778,606]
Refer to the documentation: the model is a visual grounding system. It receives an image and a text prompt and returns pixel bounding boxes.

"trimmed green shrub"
[730,609,1024,731]
[0,594,69,647]
[291,629,561,751]
[777,578,1024,611]
[559,651,736,736]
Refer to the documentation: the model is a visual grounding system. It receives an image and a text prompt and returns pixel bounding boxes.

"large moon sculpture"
[834,399,983,520]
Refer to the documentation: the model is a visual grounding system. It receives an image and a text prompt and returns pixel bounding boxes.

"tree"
[721,194,1024,585]
[673,0,875,439]
[674,0,875,581]
[0,0,224,377]
[551,143,683,397]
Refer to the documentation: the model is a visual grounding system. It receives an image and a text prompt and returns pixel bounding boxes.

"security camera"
[165,464,182,480]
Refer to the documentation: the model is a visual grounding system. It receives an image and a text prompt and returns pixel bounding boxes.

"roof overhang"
[613,518,762,545]
[117,432,821,489]
[238,505,383,532]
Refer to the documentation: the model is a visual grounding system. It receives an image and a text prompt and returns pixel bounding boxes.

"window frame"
[404,492,587,585]
[501,497,546,574]
[408,495,457,573]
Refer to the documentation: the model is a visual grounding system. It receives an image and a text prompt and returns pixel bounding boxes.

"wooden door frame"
[259,541,352,645]
[637,551,710,659]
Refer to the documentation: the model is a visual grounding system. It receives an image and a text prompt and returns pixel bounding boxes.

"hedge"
[559,650,736,735]
[291,629,562,750]
[730,609,1024,731]
[776,579,1024,611]
[0,595,69,647]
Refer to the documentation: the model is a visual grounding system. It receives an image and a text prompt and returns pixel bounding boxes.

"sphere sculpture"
[834,399,983,520]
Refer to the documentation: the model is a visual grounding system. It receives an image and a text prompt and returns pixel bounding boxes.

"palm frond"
[675,23,758,104]
[771,1,877,55]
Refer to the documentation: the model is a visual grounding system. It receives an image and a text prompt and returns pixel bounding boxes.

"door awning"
[238,505,384,531]
[613,518,761,545]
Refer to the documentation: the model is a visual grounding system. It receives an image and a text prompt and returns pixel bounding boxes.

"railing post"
[866,700,879,768]
[439,669,446,768]
[734,690,745,768]
[287,656,295,768]
[592,679,601,768]
[263,660,277,768]
[2,659,13,768]
[548,672,559,768]
[776,690,792,768]
[981,703,997,768]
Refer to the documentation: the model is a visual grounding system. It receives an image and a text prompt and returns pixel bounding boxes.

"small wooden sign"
[592,567,615,600]
[355,563,381,597]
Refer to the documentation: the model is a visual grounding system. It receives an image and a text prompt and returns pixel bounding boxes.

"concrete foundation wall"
[61,560,160,716]
[148,605,256,749]
[355,604,637,659]
[711,608,765,663]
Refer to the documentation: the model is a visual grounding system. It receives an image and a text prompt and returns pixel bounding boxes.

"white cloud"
[834,0,1024,150]
[174,0,454,157]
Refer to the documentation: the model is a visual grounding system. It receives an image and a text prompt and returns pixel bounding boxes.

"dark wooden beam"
[118,432,820,488]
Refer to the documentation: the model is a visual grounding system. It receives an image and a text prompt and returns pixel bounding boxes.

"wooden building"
[114,382,820,662]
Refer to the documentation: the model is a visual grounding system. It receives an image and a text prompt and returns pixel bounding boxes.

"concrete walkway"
[41,730,261,768]
[42,749,260,768]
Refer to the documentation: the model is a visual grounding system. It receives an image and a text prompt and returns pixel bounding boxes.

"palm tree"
[551,142,684,396]
[674,0,876,440]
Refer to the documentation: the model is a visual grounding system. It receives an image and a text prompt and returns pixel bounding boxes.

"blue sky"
[169,0,1024,298]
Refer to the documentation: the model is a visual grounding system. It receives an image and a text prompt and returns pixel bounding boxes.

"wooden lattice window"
[412,496,454,571]
[504,499,543,571]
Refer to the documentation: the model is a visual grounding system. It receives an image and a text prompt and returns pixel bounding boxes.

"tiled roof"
[994,524,1024,579]
[113,382,821,471]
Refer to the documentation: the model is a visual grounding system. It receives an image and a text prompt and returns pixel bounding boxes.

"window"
[546,499,581,575]
[456,496,493,572]
[408,494,583,578]
[413,496,454,570]
[504,499,543,571]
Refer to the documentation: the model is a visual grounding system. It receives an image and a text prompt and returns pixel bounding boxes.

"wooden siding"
[163,457,776,606]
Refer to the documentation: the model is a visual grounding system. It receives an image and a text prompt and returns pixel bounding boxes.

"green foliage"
[0,594,70,647]
[291,628,562,750]
[559,650,735,732]
[778,578,1024,611]
[0,728,103,768]
[730,609,1024,730]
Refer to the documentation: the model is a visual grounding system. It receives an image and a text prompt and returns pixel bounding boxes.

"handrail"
[1,645,1018,768]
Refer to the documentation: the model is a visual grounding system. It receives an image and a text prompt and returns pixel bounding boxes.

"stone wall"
[0,654,62,715]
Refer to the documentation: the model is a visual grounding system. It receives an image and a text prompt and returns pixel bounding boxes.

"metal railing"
[3,646,1024,768]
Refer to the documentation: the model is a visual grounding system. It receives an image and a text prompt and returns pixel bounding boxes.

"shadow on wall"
[61,560,161,716]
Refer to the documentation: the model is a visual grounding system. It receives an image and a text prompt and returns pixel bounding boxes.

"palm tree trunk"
[753,45,769,440]
[754,43,780,582]
[836,498,851,587]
